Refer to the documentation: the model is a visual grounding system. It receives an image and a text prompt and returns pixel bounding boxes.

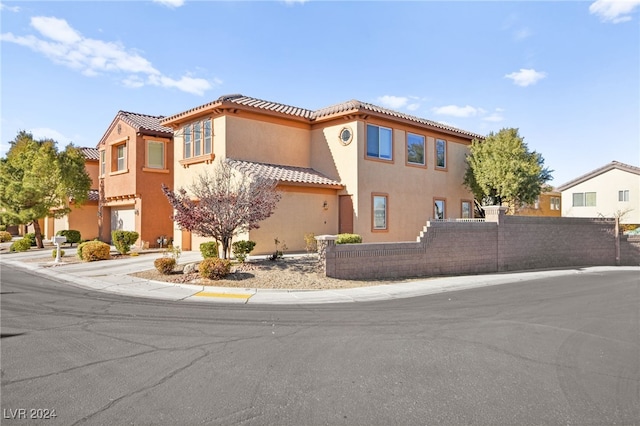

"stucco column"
[315,235,337,277]
[484,205,508,224]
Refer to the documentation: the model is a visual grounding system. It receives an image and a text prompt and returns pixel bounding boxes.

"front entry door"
[339,195,354,234]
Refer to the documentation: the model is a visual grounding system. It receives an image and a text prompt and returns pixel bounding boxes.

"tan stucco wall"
[68,202,99,240]
[516,192,562,217]
[561,169,640,223]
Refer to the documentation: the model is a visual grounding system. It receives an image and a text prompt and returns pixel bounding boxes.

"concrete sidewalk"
[1,245,637,305]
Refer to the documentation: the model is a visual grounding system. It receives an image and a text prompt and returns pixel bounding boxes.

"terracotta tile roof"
[227,159,342,188]
[313,99,484,139]
[119,111,173,135]
[161,94,483,139]
[80,147,100,161]
[556,161,640,191]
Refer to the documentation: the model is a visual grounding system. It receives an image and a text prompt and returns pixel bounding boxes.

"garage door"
[111,208,136,232]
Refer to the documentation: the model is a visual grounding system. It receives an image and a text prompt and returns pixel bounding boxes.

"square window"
[407,133,425,165]
[572,193,584,207]
[367,124,393,160]
[435,139,447,168]
[619,190,629,202]
[373,194,387,230]
[147,141,164,169]
[585,192,596,206]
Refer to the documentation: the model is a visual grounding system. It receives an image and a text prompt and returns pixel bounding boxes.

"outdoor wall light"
[323,201,328,210]
[134,209,139,215]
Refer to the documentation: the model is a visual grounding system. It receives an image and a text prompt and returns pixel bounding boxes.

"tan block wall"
[320,209,632,280]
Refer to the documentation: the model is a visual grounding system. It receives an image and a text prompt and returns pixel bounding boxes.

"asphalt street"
[1,265,638,425]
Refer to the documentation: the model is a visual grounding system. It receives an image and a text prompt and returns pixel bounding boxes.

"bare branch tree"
[162,161,281,258]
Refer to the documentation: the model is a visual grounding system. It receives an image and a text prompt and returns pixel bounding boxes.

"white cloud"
[589,0,640,23]
[504,68,547,87]
[377,95,408,109]
[153,0,185,8]
[1,16,216,96]
[431,105,483,118]
[0,3,20,12]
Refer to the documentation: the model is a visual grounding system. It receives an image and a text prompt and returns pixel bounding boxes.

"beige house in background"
[514,189,562,217]
[160,94,482,255]
[557,161,640,224]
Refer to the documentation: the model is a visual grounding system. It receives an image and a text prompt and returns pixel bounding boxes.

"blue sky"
[1,0,638,186]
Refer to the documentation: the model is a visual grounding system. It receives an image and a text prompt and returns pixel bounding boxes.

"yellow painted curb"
[195,291,252,299]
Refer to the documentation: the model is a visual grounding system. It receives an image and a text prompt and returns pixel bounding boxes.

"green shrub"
[56,230,81,246]
[154,258,176,275]
[0,231,12,242]
[9,238,31,252]
[232,240,256,263]
[0,225,6,231]
[199,257,231,280]
[24,233,36,246]
[111,230,139,254]
[51,249,65,258]
[200,241,219,259]
[336,233,362,244]
[79,241,111,261]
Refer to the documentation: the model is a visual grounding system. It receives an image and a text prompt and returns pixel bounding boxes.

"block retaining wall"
[317,207,639,280]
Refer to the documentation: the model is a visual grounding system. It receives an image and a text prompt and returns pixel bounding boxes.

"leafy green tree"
[464,128,552,213]
[0,131,92,248]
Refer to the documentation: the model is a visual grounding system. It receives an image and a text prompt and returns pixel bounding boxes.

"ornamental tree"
[463,128,552,213]
[0,131,92,248]
[162,160,281,259]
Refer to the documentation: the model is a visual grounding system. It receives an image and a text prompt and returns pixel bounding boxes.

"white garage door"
[111,208,136,232]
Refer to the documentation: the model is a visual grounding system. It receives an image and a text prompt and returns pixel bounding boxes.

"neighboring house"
[557,161,640,224]
[513,189,562,217]
[42,147,100,241]
[160,94,483,254]
[97,111,174,248]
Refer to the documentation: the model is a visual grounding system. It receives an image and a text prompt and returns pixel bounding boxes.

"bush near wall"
[0,231,12,242]
[232,240,256,263]
[77,241,111,261]
[56,230,81,246]
[112,230,139,255]
[24,233,36,246]
[336,234,362,244]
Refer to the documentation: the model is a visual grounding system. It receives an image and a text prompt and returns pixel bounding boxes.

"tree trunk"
[221,237,230,259]
[32,220,44,248]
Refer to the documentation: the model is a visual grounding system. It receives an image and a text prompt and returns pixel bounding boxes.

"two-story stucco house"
[97,111,175,247]
[557,161,640,224]
[514,189,562,218]
[160,94,482,255]
[42,147,100,241]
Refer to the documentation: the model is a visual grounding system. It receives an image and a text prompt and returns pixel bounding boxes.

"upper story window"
[100,150,106,177]
[147,140,165,169]
[366,124,392,161]
[435,139,447,169]
[407,133,425,166]
[550,197,560,210]
[619,190,629,202]
[573,192,596,207]
[183,119,212,159]
[115,143,126,172]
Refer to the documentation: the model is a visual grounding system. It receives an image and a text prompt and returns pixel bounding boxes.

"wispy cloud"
[153,0,185,8]
[589,0,640,23]
[482,108,505,123]
[504,68,547,87]
[431,105,485,118]
[377,95,409,110]
[0,16,216,95]
[0,3,20,13]
[514,27,532,41]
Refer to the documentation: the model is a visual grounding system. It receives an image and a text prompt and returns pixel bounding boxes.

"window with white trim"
[147,140,165,169]
[550,197,560,210]
[572,192,596,207]
[619,190,629,202]
[100,150,106,176]
[183,119,212,159]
